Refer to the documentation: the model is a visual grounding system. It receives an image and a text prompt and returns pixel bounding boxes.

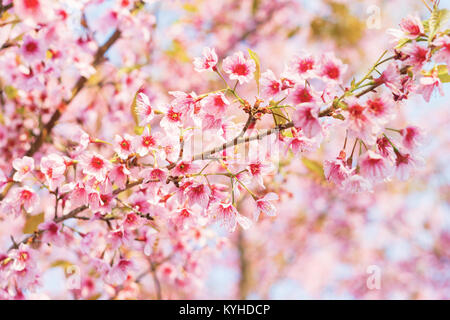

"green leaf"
[4,85,17,99]
[395,38,411,49]
[247,49,261,94]
[429,8,450,43]
[437,65,450,83]
[302,158,325,181]
[130,90,140,125]
[22,212,44,234]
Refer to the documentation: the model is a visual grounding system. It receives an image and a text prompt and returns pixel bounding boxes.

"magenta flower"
[211,200,252,232]
[359,151,392,182]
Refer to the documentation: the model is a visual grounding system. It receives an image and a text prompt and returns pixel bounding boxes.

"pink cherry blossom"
[254,192,279,221]
[201,92,229,115]
[40,153,66,190]
[292,103,322,138]
[359,151,392,182]
[319,53,347,82]
[135,93,154,127]
[78,152,112,182]
[210,201,251,232]
[193,47,218,72]
[114,134,134,160]
[222,51,256,84]
[12,156,35,182]
[433,35,450,66]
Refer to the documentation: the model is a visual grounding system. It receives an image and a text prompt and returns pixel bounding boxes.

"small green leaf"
[247,49,261,94]
[130,90,140,125]
[4,85,17,99]
[429,8,449,43]
[437,65,450,83]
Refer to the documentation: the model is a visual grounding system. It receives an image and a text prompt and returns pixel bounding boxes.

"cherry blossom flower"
[105,259,135,285]
[20,34,46,63]
[402,42,430,72]
[9,244,34,272]
[222,51,256,84]
[375,62,402,95]
[254,192,279,221]
[12,156,35,182]
[109,164,131,189]
[193,47,218,72]
[433,35,450,66]
[3,186,39,215]
[201,92,229,115]
[135,93,154,126]
[40,153,66,190]
[292,103,322,138]
[114,134,134,160]
[394,151,423,181]
[39,221,65,247]
[246,160,274,189]
[78,152,112,182]
[324,158,353,187]
[399,126,423,151]
[359,151,392,182]
[13,0,52,25]
[342,174,372,193]
[186,183,211,209]
[344,97,379,145]
[366,93,395,125]
[172,161,200,176]
[388,14,424,40]
[290,84,318,105]
[289,51,316,78]
[319,53,347,82]
[416,72,444,102]
[133,127,156,157]
[260,70,283,100]
[210,200,252,232]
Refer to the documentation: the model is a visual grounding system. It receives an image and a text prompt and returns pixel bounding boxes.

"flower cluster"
[0,0,448,300]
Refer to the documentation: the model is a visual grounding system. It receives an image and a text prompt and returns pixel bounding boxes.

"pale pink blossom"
[402,42,430,72]
[201,92,229,115]
[319,53,347,82]
[39,221,65,247]
[344,97,379,145]
[133,127,156,157]
[433,35,450,66]
[105,259,135,285]
[193,47,218,72]
[260,70,283,100]
[12,156,34,182]
[359,151,392,182]
[254,192,278,221]
[40,153,66,190]
[114,134,134,160]
[416,73,444,103]
[20,34,46,63]
[324,158,353,187]
[186,183,211,209]
[79,152,112,182]
[210,201,252,232]
[292,103,322,138]
[135,93,154,126]
[400,126,423,151]
[222,51,256,84]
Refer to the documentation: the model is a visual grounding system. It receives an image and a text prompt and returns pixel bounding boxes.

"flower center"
[232,63,249,76]
[90,156,104,169]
